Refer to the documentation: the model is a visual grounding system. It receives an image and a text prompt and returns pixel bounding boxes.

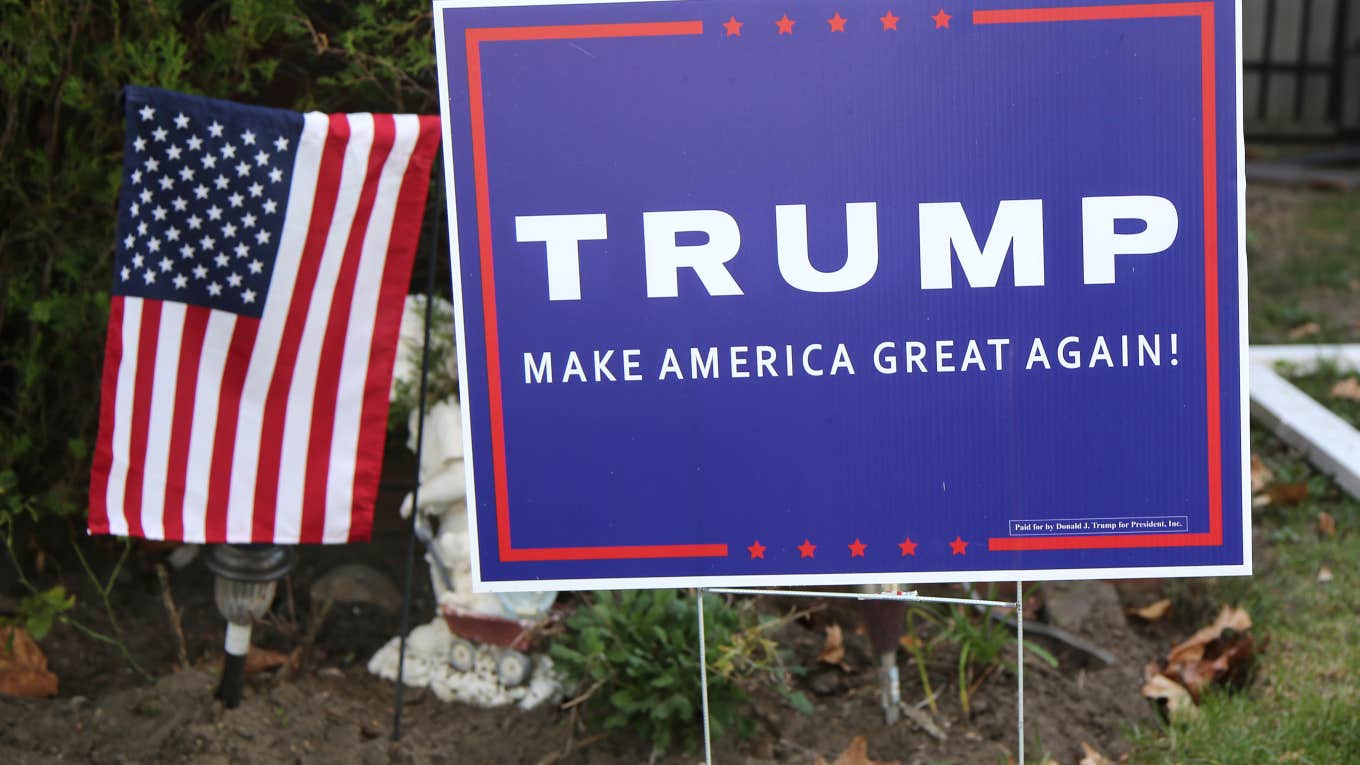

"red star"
[776,14,795,34]
[827,12,847,32]
[723,16,743,36]
[949,536,968,555]
[931,9,952,29]
[897,537,918,556]
[747,540,766,559]
[848,538,867,557]
[798,539,817,558]
[880,11,900,30]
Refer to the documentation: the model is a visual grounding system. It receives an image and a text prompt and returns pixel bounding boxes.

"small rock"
[807,668,845,696]
[310,563,401,612]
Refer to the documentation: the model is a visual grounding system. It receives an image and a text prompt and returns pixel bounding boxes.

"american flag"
[89,86,440,543]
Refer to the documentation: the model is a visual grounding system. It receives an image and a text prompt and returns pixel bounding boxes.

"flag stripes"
[91,91,440,544]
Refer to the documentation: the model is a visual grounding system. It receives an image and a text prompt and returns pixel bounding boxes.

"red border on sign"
[464,21,729,562]
[977,2,1225,552]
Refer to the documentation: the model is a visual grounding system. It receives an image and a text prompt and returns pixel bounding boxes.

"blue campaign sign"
[431,0,1249,591]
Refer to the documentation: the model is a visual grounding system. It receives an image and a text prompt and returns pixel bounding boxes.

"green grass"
[1126,427,1360,764]
[1248,189,1360,344]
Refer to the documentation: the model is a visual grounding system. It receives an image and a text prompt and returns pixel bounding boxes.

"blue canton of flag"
[113,89,301,318]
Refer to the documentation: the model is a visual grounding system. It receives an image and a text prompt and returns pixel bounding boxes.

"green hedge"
[0,0,440,519]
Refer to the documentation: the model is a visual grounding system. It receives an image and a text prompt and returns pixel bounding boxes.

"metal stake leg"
[1016,580,1025,764]
[698,589,713,765]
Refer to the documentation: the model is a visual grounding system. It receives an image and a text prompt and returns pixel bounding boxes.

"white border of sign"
[432,0,1252,592]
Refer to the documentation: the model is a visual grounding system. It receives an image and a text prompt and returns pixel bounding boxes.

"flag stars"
[227,273,243,288]
[898,537,918,556]
[123,234,135,250]
[949,536,968,555]
[138,105,156,121]
[776,14,795,34]
[199,234,216,250]
[747,540,766,559]
[932,8,952,28]
[234,242,249,258]
[228,192,244,208]
[242,212,257,228]
[220,143,236,159]
[207,281,222,296]
[235,161,251,177]
[173,274,188,289]
[222,222,238,239]
[254,230,271,245]
[139,189,153,204]
[143,269,157,285]
[202,154,218,170]
[158,176,175,191]
[171,196,188,212]
[152,206,167,221]
[130,202,140,218]
[242,288,257,304]
[173,112,190,129]
[214,253,229,268]
[273,135,289,152]
[207,205,223,221]
[144,157,160,172]
[248,182,263,198]
[253,150,269,166]
[828,12,847,32]
[848,538,866,557]
[880,10,900,30]
[152,126,168,142]
[137,221,149,236]
[132,254,144,268]
[193,265,208,279]
[241,129,256,146]
[798,539,817,558]
[263,199,278,214]
[131,170,143,185]
[147,236,162,252]
[178,166,195,182]
[214,175,229,190]
[133,137,147,152]
[158,256,173,272]
[187,135,203,151]
[187,213,202,230]
[179,244,194,259]
[248,259,263,274]
[268,168,283,184]
[165,226,181,241]
[166,144,182,161]
[723,16,742,36]
[120,266,131,281]
[208,121,224,138]
[193,184,209,200]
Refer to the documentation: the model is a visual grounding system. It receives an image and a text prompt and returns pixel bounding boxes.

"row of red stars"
[746,536,969,559]
[722,8,954,36]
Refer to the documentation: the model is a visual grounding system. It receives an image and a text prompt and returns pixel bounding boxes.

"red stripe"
[973,2,1212,25]
[88,296,126,535]
[120,299,162,539]
[468,21,703,43]
[503,544,729,562]
[348,116,443,542]
[252,114,351,542]
[160,306,210,542]
[205,319,259,543]
[989,532,1215,552]
[300,115,397,543]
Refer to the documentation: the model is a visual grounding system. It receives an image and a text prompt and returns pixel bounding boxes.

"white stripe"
[323,115,421,542]
[138,302,185,539]
[104,297,143,537]
[273,114,376,544]
[227,112,331,543]
[180,309,235,543]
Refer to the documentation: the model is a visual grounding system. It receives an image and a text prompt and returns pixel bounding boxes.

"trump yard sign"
[432,0,1250,591]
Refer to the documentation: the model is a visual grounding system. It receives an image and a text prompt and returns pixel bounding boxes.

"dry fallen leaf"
[1287,321,1321,339]
[1079,741,1118,765]
[244,646,290,676]
[0,626,59,698]
[1317,565,1334,584]
[817,623,847,668]
[1166,605,1252,666]
[1330,377,1360,402]
[1266,483,1308,507]
[813,735,900,765]
[1250,454,1274,493]
[1141,673,1198,722]
[1127,599,1172,622]
[1318,512,1337,537]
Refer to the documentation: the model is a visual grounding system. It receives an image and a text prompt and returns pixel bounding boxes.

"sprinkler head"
[205,544,296,708]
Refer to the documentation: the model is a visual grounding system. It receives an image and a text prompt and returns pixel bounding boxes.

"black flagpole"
[392,190,442,741]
